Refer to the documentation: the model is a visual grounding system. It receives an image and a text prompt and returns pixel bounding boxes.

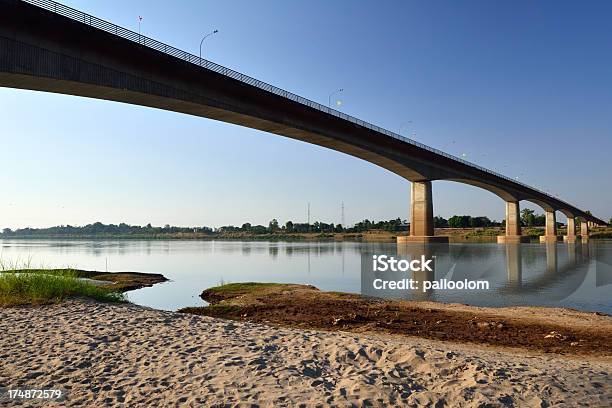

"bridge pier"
[540,210,560,243]
[497,201,528,243]
[563,217,577,243]
[397,181,448,243]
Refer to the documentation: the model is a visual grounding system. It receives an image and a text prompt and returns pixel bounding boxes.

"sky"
[1,0,611,229]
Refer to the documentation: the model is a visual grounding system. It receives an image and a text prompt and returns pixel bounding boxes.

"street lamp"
[199,29,219,62]
[328,88,344,109]
[138,16,143,43]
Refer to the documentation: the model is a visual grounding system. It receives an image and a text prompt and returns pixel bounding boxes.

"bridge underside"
[0,0,606,242]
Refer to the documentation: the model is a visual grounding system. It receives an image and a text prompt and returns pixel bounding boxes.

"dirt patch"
[180,283,612,358]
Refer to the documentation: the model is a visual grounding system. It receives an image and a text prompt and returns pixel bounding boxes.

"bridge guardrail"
[20,0,573,207]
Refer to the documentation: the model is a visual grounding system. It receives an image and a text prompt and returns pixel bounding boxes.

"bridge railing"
[21,0,572,207]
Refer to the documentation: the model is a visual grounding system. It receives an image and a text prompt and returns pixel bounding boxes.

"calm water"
[1,239,610,314]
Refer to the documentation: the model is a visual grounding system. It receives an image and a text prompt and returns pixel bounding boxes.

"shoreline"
[181,283,612,359]
[1,299,609,406]
[2,226,612,242]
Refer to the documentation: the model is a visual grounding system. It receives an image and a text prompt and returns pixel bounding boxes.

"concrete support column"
[540,211,559,243]
[545,211,557,236]
[497,201,527,243]
[563,217,577,243]
[410,181,434,237]
[397,181,448,243]
[505,201,521,236]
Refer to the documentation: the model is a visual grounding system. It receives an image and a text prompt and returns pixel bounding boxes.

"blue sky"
[1,0,611,229]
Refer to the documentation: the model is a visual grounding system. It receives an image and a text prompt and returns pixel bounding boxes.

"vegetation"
[520,208,546,227]
[1,222,213,239]
[0,268,126,307]
[204,282,284,295]
[1,212,607,240]
[0,219,407,238]
[448,216,498,228]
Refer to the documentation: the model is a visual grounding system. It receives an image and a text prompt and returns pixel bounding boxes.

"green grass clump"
[0,268,126,307]
[205,282,283,295]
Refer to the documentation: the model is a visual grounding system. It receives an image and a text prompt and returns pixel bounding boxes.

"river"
[1,239,610,313]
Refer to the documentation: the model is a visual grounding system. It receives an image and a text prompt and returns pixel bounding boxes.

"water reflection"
[0,239,609,313]
[366,241,607,311]
[506,244,522,285]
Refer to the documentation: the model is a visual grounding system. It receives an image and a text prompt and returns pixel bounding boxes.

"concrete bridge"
[0,0,607,242]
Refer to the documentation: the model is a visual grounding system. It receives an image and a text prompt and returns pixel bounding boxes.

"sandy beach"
[0,300,609,407]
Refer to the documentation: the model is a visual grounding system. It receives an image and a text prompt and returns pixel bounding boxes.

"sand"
[0,300,609,407]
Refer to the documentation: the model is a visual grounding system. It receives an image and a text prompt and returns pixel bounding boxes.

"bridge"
[0,0,607,243]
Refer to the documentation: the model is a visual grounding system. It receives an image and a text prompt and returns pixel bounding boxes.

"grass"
[204,282,284,295]
[0,268,126,307]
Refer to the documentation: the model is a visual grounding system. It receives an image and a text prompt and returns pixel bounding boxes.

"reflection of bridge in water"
[393,242,597,304]
[500,243,591,301]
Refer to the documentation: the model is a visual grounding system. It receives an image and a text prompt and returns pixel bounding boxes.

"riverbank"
[181,283,612,358]
[2,225,611,241]
[0,269,167,307]
[1,299,609,407]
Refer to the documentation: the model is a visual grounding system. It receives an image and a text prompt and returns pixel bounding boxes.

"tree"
[2,228,12,235]
[241,223,251,231]
[434,216,448,228]
[268,219,279,232]
[470,216,491,228]
[285,221,294,232]
[448,215,471,228]
[251,225,267,234]
[533,214,546,226]
[520,208,535,227]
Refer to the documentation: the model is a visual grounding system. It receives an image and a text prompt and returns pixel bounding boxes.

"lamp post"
[328,88,344,109]
[199,29,219,63]
[138,16,143,43]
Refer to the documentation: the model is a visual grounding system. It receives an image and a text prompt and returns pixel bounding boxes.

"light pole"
[199,29,219,63]
[138,16,143,42]
[328,88,344,109]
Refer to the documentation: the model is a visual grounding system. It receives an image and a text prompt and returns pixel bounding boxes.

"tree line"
[434,216,501,228]
[1,222,213,237]
[3,209,599,238]
[1,219,408,237]
[217,218,406,234]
